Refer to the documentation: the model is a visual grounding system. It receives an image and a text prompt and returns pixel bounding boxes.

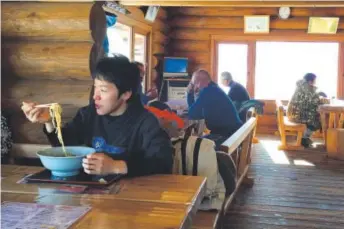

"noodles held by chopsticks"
[49,104,70,156]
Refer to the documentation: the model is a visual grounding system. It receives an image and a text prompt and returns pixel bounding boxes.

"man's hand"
[146,88,158,99]
[21,102,51,124]
[82,153,128,175]
[187,83,194,94]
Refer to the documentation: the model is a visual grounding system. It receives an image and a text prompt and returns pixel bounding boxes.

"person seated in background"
[22,55,174,177]
[146,101,184,139]
[132,61,158,105]
[287,73,325,148]
[1,113,13,164]
[187,69,243,147]
[221,71,263,122]
[220,71,250,110]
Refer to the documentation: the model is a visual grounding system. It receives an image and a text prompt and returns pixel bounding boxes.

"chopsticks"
[34,103,57,108]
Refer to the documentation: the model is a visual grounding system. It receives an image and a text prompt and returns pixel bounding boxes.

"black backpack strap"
[181,137,189,175]
[192,138,203,176]
[216,152,237,197]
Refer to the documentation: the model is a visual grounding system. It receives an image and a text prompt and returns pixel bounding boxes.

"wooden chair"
[329,113,344,128]
[192,117,257,229]
[276,100,306,150]
[246,107,259,143]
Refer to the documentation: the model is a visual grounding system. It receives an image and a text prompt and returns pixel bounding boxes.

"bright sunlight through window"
[293,160,315,166]
[217,43,248,94]
[107,23,131,58]
[260,139,290,164]
[261,139,316,166]
[255,42,339,100]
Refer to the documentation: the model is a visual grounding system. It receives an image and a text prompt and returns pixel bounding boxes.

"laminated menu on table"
[1,202,91,229]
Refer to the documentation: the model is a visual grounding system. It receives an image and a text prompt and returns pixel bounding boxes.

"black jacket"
[228,81,250,106]
[44,100,174,177]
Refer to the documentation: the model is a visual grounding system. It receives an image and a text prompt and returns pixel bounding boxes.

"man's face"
[221,79,230,87]
[192,72,209,93]
[93,79,131,116]
[309,79,316,86]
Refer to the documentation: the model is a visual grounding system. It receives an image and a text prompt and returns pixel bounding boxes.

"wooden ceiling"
[119,0,344,7]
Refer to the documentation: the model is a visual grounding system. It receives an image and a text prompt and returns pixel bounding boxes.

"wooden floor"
[224,135,344,229]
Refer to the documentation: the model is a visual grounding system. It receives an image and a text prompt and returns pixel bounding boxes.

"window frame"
[211,33,344,99]
[113,14,153,91]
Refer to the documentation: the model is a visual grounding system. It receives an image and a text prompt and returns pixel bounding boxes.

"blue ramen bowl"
[37,146,95,177]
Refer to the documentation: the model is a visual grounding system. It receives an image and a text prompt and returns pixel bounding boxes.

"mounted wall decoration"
[102,1,131,15]
[308,17,339,34]
[144,6,160,22]
[244,15,270,33]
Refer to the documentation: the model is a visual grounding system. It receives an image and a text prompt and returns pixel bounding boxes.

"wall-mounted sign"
[102,1,130,15]
[144,6,160,22]
[244,15,270,33]
[308,17,339,34]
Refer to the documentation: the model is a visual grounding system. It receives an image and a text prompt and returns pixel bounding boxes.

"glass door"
[217,43,249,94]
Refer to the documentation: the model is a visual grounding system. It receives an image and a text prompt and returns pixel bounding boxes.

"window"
[107,23,131,58]
[255,41,339,100]
[107,23,148,66]
[107,22,149,90]
[217,43,248,94]
[134,33,146,64]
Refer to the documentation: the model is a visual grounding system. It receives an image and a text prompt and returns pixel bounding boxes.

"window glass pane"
[217,43,248,94]
[255,42,339,100]
[134,33,146,64]
[107,23,131,58]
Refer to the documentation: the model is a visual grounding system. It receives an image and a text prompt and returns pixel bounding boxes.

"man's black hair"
[303,73,317,83]
[95,54,140,102]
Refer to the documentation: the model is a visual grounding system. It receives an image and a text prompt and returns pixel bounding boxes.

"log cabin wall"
[167,7,344,134]
[1,2,169,144]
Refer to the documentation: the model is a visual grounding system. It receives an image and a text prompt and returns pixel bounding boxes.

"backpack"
[172,136,236,210]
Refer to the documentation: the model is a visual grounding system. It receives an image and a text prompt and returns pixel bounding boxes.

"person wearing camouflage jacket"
[287,73,323,147]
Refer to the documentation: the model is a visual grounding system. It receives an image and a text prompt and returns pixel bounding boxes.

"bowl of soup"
[37,146,95,177]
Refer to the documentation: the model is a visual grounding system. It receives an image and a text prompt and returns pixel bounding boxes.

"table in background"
[319,101,344,148]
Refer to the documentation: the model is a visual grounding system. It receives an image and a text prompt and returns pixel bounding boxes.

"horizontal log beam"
[152,18,170,35]
[170,16,344,30]
[170,28,344,41]
[170,7,344,17]
[120,1,344,7]
[152,43,165,54]
[1,2,106,42]
[9,110,78,144]
[152,31,169,45]
[2,41,94,80]
[169,40,210,52]
[2,79,92,108]
[188,63,211,73]
[2,79,92,144]
[170,51,210,64]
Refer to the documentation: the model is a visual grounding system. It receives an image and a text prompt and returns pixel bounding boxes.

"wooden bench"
[246,106,259,144]
[276,100,306,150]
[192,117,257,229]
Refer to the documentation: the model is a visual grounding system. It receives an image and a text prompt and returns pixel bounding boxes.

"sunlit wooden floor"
[224,135,344,229]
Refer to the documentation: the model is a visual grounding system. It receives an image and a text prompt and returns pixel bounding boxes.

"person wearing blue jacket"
[220,71,250,110]
[187,70,243,147]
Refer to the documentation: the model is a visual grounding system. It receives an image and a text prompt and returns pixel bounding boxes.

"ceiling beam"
[119,1,344,7]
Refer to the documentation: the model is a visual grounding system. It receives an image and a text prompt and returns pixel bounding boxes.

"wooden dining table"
[319,101,344,148]
[1,165,207,229]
